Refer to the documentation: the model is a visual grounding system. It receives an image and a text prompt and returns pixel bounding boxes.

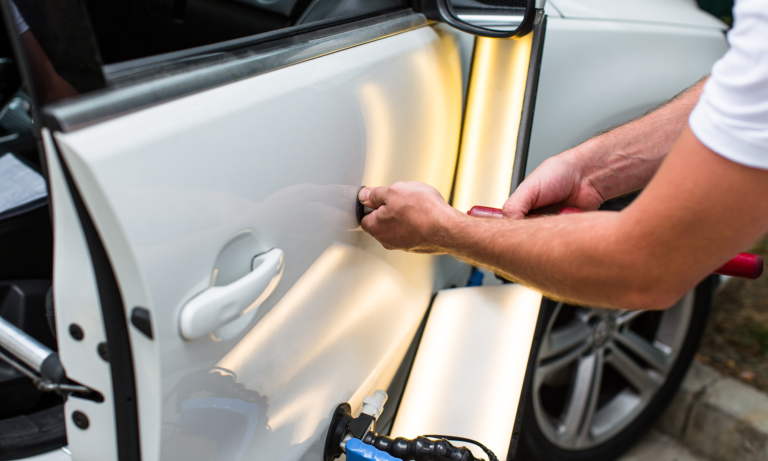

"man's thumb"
[358,186,386,209]
[502,193,532,219]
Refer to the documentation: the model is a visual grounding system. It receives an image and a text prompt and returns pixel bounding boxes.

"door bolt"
[72,411,89,429]
[97,342,109,362]
[69,324,84,341]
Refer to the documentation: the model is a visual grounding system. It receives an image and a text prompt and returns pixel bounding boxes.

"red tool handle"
[466,205,764,280]
[466,205,504,218]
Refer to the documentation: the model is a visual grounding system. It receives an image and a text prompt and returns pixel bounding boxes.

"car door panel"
[526,17,727,175]
[42,132,119,461]
[48,22,463,461]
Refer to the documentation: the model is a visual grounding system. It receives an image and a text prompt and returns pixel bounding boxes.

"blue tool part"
[467,267,484,286]
[346,438,403,461]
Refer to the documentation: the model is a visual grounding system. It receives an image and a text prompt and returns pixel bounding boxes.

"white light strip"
[452,34,533,213]
[392,285,542,461]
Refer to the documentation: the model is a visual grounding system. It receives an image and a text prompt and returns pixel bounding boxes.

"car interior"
[0,13,65,458]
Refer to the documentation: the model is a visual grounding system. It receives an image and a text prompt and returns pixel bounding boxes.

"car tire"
[515,275,714,460]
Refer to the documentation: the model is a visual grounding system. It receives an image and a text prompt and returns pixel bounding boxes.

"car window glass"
[86,0,408,65]
[6,0,104,108]
[3,0,408,111]
[297,0,405,25]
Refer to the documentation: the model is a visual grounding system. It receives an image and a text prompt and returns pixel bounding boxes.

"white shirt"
[689,0,768,170]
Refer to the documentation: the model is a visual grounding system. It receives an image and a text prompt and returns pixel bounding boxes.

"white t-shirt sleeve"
[689,0,768,170]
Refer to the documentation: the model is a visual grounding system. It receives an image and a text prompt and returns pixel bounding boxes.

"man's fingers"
[360,212,372,233]
[358,187,372,205]
[360,210,381,236]
[358,186,387,209]
[502,204,529,219]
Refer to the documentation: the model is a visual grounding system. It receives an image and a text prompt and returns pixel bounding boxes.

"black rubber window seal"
[510,16,547,194]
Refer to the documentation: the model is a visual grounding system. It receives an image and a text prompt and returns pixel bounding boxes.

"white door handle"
[179,249,284,340]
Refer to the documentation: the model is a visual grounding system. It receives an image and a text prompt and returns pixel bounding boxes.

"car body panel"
[549,0,727,29]
[527,17,728,175]
[50,23,464,461]
[42,130,119,461]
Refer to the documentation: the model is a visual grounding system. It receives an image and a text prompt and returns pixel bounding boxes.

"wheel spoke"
[539,320,592,360]
[536,341,591,386]
[559,350,604,447]
[560,353,595,440]
[613,329,672,373]
[654,292,694,352]
[577,348,605,447]
[605,345,661,396]
[615,309,645,326]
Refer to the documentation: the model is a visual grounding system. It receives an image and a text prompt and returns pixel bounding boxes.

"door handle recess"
[179,249,284,340]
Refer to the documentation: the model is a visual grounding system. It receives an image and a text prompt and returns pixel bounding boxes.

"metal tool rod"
[0,315,54,373]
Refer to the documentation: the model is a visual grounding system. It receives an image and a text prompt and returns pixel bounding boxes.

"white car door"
[7,0,546,460]
[10,2,471,460]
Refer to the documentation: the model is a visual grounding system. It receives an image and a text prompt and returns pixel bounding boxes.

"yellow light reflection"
[391,285,542,461]
[216,244,349,373]
[215,242,425,436]
[409,39,462,193]
[453,34,534,213]
[356,33,463,199]
[357,83,394,188]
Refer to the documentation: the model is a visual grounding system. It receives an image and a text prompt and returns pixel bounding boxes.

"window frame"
[41,9,426,132]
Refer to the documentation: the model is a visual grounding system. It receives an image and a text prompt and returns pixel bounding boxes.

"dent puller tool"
[325,390,497,461]
[467,205,764,280]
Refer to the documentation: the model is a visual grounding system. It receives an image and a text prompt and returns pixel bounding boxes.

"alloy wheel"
[531,292,694,450]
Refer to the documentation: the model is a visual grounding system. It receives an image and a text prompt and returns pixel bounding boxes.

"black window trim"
[102,6,410,84]
[42,9,427,133]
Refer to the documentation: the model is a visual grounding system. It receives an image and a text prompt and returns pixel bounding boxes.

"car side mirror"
[414,0,545,38]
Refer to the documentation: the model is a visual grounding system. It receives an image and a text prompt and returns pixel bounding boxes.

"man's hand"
[357,129,768,310]
[503,151,605,218]
[358,182,461,253]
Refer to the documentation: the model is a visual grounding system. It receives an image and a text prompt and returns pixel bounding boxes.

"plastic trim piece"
[42,10,428,133]
[53,141,141,461]
[510,16,547,194]
[130,308,153,340]
[437,0,537,38]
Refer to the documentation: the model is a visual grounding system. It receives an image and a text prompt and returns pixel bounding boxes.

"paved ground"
[618,430,707,461]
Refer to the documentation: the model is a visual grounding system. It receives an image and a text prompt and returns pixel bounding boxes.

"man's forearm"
[360,128,768,310]
[574,76,708,201]
[439,210,662,309]
[433,127,768,311]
